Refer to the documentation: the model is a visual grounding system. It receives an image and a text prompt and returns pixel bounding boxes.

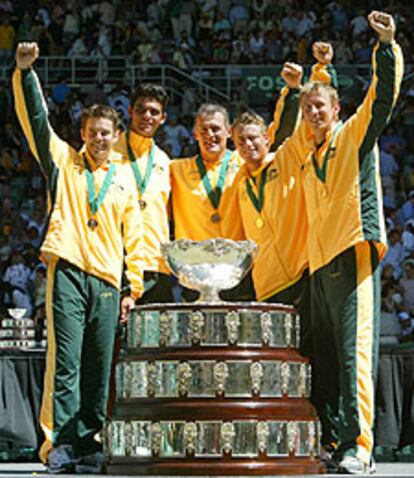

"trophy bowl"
[161,238,257,302]
[8,308,26,319]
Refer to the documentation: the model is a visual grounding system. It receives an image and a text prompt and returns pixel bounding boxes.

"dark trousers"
[309,243,380,465]
[40,259,120,462]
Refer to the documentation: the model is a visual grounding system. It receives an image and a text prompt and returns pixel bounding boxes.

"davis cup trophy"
[105,239,322,475]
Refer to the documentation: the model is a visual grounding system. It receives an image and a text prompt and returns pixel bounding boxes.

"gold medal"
[256,217,264,229]
[88,218,98,230]
[211,212,221,223]
[138,199,147,210]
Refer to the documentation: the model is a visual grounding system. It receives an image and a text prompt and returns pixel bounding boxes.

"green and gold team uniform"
[13,68,144,462]
[114,131,172,302]
[284,41,403,464]
[170,151,251,300]
[234,65,336,357]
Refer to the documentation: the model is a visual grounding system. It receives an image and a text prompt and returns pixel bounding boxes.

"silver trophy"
[161,239,257,302]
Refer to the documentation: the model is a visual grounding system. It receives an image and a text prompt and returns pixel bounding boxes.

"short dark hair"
[130,83,169,111]
[80,104,121,131]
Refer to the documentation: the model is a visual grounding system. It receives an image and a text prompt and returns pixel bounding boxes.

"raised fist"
[368,11,395,43]
[15,42,39,70]
[312,42,334,65]
[281,62,303,89]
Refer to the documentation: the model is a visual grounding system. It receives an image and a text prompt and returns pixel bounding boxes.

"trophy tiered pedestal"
[105,240,323,475]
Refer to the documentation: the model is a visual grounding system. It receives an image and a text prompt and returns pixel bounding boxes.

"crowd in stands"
[0,0,414,347]
[0,0,412,68]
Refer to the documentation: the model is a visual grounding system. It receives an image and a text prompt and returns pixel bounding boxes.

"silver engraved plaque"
[158,422,186,457]
[261,361,283,397]
[196,422,222,457]
[238,311,262,346]
[130,361,147,397]
[226,361,252,397]
[105,419,320,458]
[169,312,192,347]
[267,422,289,456]
[108,421,126,456]
[142,311,160,347]
[158,312,172,346]
[233,421,258,457]
[127,309,141,348]
[115,363,124,400]
[154,361,179,397]
[131,421,152,457]
[188,361,215,397]
[202,311,228,345]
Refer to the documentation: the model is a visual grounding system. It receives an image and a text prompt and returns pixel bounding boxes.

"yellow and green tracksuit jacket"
[170,79,304,242]
[234,62,338,299]
[284,41,403,273]
[113,131,170,274]
[170,150,245,241]
[13,68,145,299]
[235,152,307,301]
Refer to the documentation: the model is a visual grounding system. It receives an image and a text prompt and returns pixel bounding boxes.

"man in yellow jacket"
[113,83,173,303]
[170,74,301,301]
[283,11,403,474]
[13,43,144,474]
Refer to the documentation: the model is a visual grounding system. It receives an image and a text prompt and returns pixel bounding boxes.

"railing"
[2,56,412,107]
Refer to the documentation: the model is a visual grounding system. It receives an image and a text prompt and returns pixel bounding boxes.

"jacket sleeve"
[310,62,338,88]
[345,41,403,154]
[268,86,301,149]
[122,189,145,300]
[12,68,70,179]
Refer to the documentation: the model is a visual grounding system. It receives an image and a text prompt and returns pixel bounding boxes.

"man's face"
[194,112,230,159]
[81,117,119,163]
[233,123,269,169]
[129,97,166,137]
[301,89,340,138]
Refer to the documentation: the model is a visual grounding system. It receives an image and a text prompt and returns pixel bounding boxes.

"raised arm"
[267,62,303,148]
[345,11,403,152]
[310,42,338,88]
[12,42,70,179]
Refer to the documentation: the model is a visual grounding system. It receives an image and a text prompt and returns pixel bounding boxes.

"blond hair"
[231,110,267,137]
[300,81,339,106]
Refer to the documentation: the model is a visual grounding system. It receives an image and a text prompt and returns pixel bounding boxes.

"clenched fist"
[281,62,303,89]
[15,42,39,70]
[368,11,395,43]
[312,42,333,65]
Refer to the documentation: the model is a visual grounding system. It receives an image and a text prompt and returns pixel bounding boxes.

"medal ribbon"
[195,150,231,210]
[245,164,269,213]
[84,154,116,215]
[126,128,155,196]
[311,122,342,183]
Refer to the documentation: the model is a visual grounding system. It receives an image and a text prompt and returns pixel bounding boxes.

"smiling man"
[113,83,173,303]
[170,74,301,300]
[282,11,404,474]
[13,42,144,474]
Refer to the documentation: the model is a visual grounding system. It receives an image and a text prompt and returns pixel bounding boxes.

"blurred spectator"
[383,229,405,279]
[163,115,191,157]
[0,14,15,65]
[399,259,414,311]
